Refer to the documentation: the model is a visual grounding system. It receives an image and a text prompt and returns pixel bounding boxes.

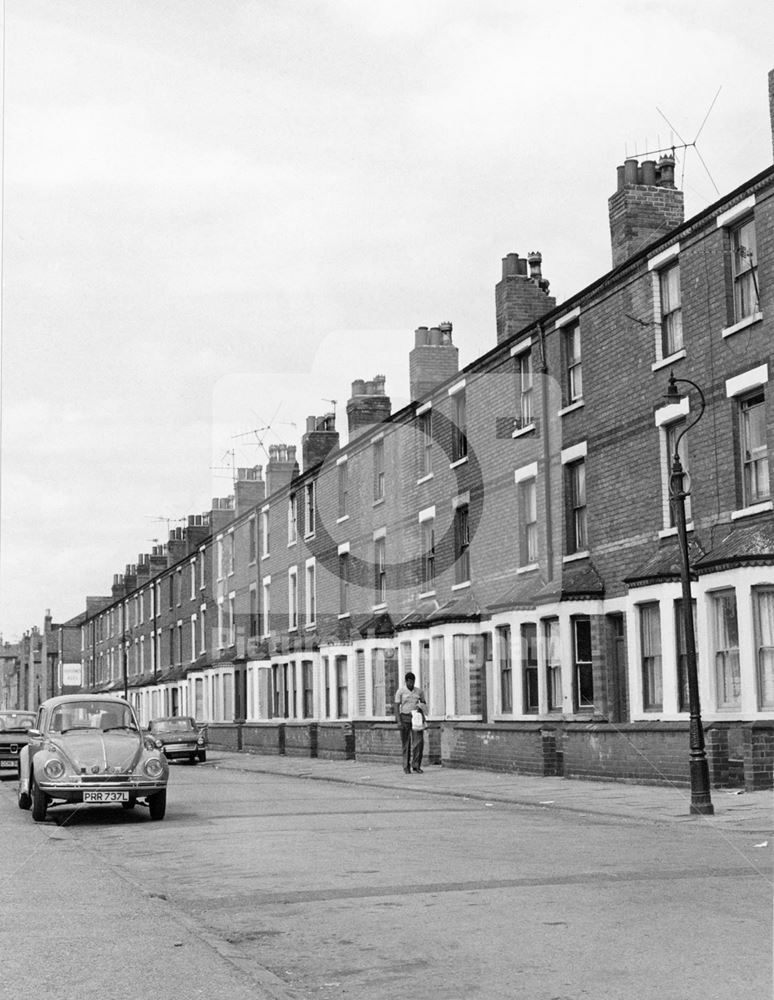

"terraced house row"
[35,72,774,788]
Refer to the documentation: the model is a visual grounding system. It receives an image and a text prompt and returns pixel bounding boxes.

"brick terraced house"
[71,71,774,789]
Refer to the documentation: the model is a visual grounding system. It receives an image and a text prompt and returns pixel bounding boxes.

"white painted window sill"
[336,514,349,524]
[658,523,694,538]
[563,550,589,563]
[337,612,351,620]
[512,423,536,439]
[450,456,469,470]
[558,400,584,417]
[731,500,773,520]
[722,311,763,339]
[652,349,686,372]
[451,581,471,591]
[516,563,539,574]
[416,473,434,485]
[418,590,436,599]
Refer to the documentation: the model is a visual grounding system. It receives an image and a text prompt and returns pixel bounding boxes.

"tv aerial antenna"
[210,448,237,482]
[232,403,297,461]
[145,515,186,536]
[631,86,722,196]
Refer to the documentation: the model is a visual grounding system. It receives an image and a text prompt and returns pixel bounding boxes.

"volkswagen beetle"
[18,695,169,821]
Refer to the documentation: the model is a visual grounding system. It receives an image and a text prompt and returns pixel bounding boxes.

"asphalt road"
[1,761,771,1000]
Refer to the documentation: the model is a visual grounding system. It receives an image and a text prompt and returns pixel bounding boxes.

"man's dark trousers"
[399,712,424,771]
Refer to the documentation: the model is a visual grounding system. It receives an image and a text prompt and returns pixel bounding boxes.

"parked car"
[0,711,36,775]
[17,695,169,822]
[147,716,207,764]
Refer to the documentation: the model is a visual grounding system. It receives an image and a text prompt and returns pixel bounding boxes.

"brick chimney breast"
[302,413,339,471]
[409,321,460,402]
[347,375,392,440]
[608,155,684,268]
[495,252,556,345]
[234,465,266,517]
[265,445,299,498]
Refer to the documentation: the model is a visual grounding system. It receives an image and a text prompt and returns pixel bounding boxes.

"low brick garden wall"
[353,721,441,765]
[202,718,774,789]
[440,721,558,776]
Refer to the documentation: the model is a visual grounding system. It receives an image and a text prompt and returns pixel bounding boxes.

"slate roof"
[695,518,774,574]
[624,537,706,587]
[532,560,605,604]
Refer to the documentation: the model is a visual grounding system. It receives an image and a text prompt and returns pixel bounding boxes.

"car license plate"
[83,790,129,803]
[0,761,17,768]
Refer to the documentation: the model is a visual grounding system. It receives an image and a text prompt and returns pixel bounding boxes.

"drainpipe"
[537,321,554,581]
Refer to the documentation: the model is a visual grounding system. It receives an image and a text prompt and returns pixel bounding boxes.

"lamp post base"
[688,758,714,816]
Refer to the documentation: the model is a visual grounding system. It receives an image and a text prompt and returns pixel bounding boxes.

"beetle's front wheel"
[31,775,48,822]
[147,789,166,821]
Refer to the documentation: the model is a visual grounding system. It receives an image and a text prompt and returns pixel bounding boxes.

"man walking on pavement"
[394,671,427,774]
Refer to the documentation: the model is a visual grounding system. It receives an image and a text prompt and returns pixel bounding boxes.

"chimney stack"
[495,252,555,345]
[123,564,137,593]
[265,445,299,497]
[346,375,392,440]
[167,527,187,563]
[608,155,684,268]
[302,414,339,471]
[234,466,265,517]
[409,322,459,402]
[209,496,236,534]
[184,513,210,551]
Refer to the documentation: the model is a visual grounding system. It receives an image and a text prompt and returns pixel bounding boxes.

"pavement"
[205,749,773,835]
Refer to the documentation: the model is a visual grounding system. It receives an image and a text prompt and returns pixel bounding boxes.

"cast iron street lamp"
[122,632,130,701]
[664,373,714,815]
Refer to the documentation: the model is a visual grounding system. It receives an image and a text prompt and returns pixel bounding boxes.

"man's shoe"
[413,768,424,773]
[403,768,411,774]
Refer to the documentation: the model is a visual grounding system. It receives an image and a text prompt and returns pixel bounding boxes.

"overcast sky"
[1,0,772,641]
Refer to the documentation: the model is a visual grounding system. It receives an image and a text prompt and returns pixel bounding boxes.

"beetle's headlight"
[144,757,164,778]
[44,758,66,779]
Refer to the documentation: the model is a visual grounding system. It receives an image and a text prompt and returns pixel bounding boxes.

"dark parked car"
[0,711,36,775]
[18,695,169,821]
[147,716,207,764]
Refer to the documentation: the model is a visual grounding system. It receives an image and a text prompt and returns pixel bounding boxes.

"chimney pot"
[624,158,639,185]
[527,251,543,280]
[657,154,676,187]
[641,159,657,185]
[502,252,521,278]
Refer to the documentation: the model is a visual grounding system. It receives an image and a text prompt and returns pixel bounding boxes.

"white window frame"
[288,566,299,631]
[304,482,316,539]
[305,557,316,627]
[261,506,270,558]
[262,576,271,638]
